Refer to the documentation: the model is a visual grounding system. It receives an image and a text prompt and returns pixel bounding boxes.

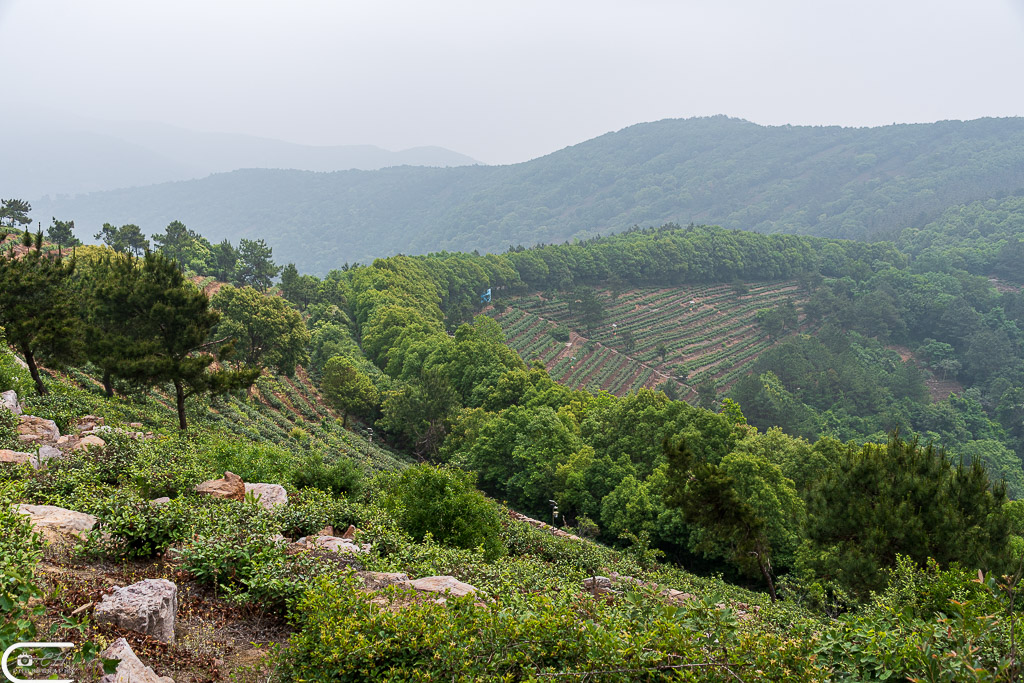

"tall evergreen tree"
[46,217,81,256]
[0,247,81,394]
[236,238,280,292]
[0,199,32,230]
[114,253,259,429]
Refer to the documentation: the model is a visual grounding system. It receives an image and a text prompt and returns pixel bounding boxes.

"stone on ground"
[1,390,21,415]
[99,637,175,683]
[195,471,245,501]
[16,415,59,446]
[243,482,288,509]
[95,578,178,644]
[409,576,477,597]
[17,504,97,541]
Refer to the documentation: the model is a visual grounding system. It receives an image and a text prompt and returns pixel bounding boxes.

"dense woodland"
[2,191,1024,679]
[32,116,1024,274]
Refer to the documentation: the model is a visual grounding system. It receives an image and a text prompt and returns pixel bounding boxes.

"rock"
[76,415,105,432]
[98,637,175,683]
[17,504,97,541]
[660,589,696,605]
[243,482,288,509]
[149,497,171,506]
[56,434,80,450]
[1,390,21,415]
[16,415,59,445]
[583,576,613,594]
[0,449,33,467]
[316,525,334,537]
[72,434,106,451]
[195,471,245,501]
[129,422,143,429]
[310,535,370,554]
[358,571,412,590]
[410,576,477,597]
[95,579,178,644]
[35,445,62,466]
[340,524,358,539]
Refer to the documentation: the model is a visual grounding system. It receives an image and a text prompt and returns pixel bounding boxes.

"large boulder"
[35,445,62,467]
[98,637,174,683]
[582,576,613,594]
[409,576,477,597]
[307,535,370,555]
[243,483,288,509]
[17,504,97,542]
[1,390,21,415]
[72,434,106,452]
[359,571,412,590]
[195,471,245,501]
[0,449,33,467]
[16,415,59,446]
[95,579,178,644]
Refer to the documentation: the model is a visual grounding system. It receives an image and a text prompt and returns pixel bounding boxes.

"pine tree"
[0,247,81,394]
[113,253,259,429]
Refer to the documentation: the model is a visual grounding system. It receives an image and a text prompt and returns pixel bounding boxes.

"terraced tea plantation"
[491,281,807,400]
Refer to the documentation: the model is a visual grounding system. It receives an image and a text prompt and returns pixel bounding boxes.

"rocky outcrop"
[1,390,22,415]
[583,576,613,594]
[17,504,97,542]
[72,434,106,451]
[409,576,477,597]
[195,471,245,501]
[304,535,371,554]
[508,510,583,541]
[36,445,62,466]
[0,449,34,467]
[99,637,175,683]
[243,482,288,509]
[95,579,178,644]
[358,571,412,590]
[16,415,59,446]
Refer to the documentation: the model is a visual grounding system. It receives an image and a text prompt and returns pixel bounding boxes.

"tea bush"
[291,453,366,498]
[375,465,506,561]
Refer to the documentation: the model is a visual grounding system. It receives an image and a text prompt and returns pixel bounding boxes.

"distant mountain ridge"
[0,112,479,198]
[30,115,1024,274]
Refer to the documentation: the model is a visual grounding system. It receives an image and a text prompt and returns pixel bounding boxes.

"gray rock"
[98,637,174,683]
[583,576,613,594]
[409,576,477,597]
[1,390,21,415]
[0,449,33,467]
[35,445,62,466]
[243,482,288,509]
[95,579,178,644]
[17,504,97,541]
[359,571,412,590]
[310,535,370,554]
[149,497,171,506]
[16,415,59,445]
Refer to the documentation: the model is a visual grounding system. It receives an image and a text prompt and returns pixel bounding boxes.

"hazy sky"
[3,0,1023,164]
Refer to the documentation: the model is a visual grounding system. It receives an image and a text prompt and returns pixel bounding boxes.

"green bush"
[0,408,18,450]
[86,492,193,560]
[20,388,95,433]
[550,325,571,342]
[205,439,294,484]
[291,454,366,498]
[0,481,44,655]
[280,575,826,682]
[0,346,33,397]
[375,465,506,561]
[133,436,213,499]
[273,488,368,539]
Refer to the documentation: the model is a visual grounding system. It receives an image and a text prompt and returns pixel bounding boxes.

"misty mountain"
[0,112,480,198]
[29,116,1024,274]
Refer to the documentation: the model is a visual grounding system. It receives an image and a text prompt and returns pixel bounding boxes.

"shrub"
[0,481,43,655]
[375,465,506,561]
[134,436,212,500]
[291,454,366,498]
[0,346,33,397]
[550,325,571,342]
[0,407,18,450]
[205,439,294,484]
[86,492,192,560]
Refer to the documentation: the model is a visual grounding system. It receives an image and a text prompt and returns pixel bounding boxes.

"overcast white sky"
[2,0,1023,164]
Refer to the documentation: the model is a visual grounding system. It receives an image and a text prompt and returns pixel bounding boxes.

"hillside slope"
[32,116,1024,274]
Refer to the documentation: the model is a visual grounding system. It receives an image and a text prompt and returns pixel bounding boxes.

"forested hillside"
[2,218,1023,680]
[33,116,1024,274]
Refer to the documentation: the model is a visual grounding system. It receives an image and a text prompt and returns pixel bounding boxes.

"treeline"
[31,116,1024,274]
[0,228,307,429]
[252,229,1015,603]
